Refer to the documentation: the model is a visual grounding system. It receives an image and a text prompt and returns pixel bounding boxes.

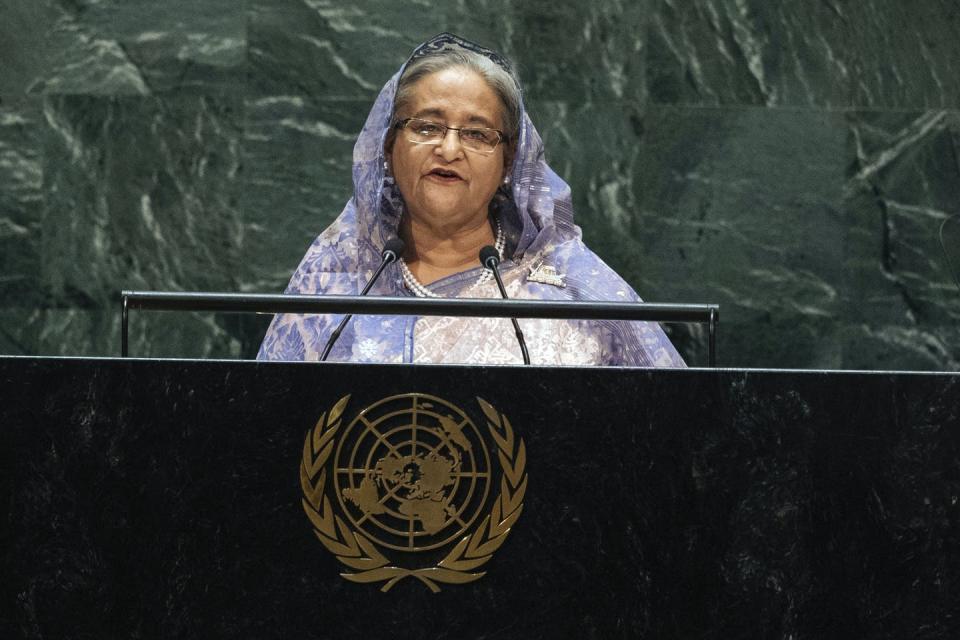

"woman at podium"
[258,33,684,367]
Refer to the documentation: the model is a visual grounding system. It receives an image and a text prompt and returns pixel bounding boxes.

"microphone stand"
[480,246,531,365]
[320,239,404,362]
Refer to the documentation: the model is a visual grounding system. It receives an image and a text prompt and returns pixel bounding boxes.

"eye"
[462,128,497,144]
[413,121,443,136]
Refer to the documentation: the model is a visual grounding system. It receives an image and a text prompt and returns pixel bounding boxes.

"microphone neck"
[321,244,401,361]
[359,251,398,296]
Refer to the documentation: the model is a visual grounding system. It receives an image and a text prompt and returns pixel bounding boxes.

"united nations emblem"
[299,393,527,592]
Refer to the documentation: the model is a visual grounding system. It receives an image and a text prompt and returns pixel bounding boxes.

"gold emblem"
[299,393,527,592]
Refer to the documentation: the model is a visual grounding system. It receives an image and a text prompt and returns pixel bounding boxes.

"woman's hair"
[388,45,522,149]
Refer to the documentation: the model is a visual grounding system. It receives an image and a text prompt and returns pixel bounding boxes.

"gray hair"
[390,46,523,146]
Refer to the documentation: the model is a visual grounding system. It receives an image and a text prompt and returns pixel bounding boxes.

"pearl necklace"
[399,220,505,298]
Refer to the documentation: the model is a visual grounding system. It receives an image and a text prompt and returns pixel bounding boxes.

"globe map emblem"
[334,394,492,552]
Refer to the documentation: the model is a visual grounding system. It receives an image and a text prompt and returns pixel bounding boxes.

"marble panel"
[944,214,960,289]
[648,0,960,108]
[527,99,706,364]
[247,0,646,104]
[247,0,411,101]
[39,94,244,308]
[0,0,957,370]
[40,0,245,95]
[0,308,269,359]
[0,0,148,97]
[241,96,366,292]
[531,101,852,367]
[92,0,246,94]
[0,308,125,356]
[626,105,848,368]
[842,110,960,370]
[502,0,647,103]
[0,99,43,307]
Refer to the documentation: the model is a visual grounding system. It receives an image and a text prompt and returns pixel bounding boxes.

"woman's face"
[389,66,508,236]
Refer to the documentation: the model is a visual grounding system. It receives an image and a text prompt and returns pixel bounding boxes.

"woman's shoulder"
[301,227,357,271]
[522,237,641,302]
[283,213,362,294]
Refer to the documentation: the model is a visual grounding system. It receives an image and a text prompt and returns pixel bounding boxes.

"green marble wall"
[1,0,958,369]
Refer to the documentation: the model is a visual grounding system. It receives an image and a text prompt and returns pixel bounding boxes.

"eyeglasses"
[394,118,506,155]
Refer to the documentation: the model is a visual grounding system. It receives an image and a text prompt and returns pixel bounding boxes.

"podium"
[2,356,959,638]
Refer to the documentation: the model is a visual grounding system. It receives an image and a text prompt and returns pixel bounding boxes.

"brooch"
[527,259,566,288]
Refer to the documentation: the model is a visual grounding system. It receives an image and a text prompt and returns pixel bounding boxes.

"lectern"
[2,356,958,638]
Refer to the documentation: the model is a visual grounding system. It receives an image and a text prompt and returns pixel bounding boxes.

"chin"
[419,199,469,220]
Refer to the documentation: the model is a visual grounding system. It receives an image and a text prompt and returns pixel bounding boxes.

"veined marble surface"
[649,0,960,108]
[0,0,958,368]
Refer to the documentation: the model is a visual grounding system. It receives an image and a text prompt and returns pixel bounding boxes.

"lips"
[425,167,464,182]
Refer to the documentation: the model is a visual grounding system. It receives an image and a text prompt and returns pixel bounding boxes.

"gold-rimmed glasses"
[394,117,506,155]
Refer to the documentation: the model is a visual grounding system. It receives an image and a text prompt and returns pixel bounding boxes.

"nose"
[435,128,464,161]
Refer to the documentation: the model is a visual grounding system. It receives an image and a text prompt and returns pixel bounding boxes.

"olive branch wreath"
[299,394,527,593]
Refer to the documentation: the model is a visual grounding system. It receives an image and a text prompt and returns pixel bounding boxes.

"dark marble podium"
[1,356,959,639]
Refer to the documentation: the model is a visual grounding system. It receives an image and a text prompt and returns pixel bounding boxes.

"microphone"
[479,245,531,365]
[320,238,405,362]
